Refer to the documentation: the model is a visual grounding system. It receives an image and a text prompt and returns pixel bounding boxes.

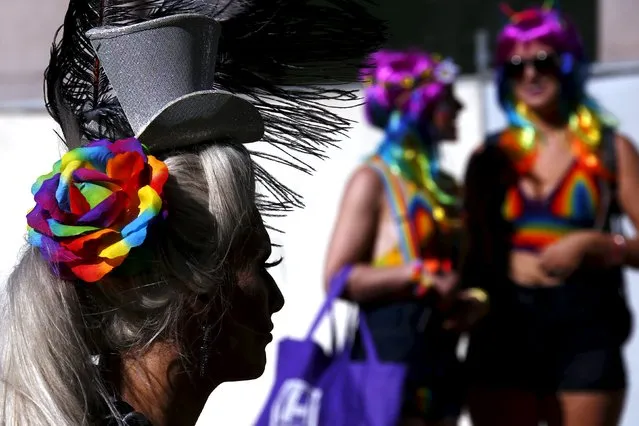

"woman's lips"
[524,83,545,96]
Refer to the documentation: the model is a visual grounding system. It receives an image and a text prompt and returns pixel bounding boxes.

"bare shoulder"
[615,133,639,158]
[344,164,384,197]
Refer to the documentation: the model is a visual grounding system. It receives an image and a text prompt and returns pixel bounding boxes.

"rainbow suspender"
[368,156,420,263]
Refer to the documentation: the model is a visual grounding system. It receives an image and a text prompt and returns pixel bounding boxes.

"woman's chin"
[227,364,266,382]
[439,127,457,142]
[525,98,555,113]
[223,350,268,382]
[516,90,560,116]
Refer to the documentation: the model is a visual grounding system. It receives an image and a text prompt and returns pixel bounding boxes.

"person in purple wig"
[324,49,489,426]
[461,3,639,426]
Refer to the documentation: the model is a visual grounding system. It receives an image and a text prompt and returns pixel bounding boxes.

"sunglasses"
[503,51,560,80]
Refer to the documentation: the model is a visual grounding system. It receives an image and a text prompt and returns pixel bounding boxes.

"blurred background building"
[0,0,67,106]
[1,1,639,425]
[3,0,639,107]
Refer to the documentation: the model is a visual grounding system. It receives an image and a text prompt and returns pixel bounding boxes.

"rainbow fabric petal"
[78,182,115,209]
[47,219,99,237]
[72,168,115,183]
[68,183,91,216]
[111,137,147,160]
[31,167,59,195]
[148,156,169,192]
[99,185,162,259]
[34,175,69,222]
[26,138,168,283]
[26,205,53,236]
[77,191,126,227]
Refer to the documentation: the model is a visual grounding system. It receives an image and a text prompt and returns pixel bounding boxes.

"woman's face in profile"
[207,216,285,383]
[432,86,463,141]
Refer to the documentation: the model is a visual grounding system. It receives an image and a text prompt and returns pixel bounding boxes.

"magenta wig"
[495,5,584,65]
[360,49,459,130]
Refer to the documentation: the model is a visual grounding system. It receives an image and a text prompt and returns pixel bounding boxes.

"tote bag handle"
[306,266,380,363]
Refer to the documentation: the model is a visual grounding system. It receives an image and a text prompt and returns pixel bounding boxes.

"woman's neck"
[379,131,434,173]
[116,342,215,426]
[525,103,568,132]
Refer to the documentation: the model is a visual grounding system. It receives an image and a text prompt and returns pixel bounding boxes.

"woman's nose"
[268,275,285,313]
[522,63,538,81]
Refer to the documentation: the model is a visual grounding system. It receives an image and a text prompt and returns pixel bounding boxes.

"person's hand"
[431,272,459,309]
[443,288,490,331]
[538,232,594,280]
[509,251,560,287]
[411,262,458,307]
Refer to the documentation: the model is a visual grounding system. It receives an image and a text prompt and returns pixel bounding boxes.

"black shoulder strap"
[601,126,617,182]
[596,127,620,231]
[485,131,503,146]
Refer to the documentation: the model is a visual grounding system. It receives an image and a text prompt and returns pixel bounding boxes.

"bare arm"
[582,134,639,268]
[324,166,415,303]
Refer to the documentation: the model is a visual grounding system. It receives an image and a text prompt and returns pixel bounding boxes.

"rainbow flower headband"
[26,138,168,283]
[362,52,460,89]
[361,50,461,129]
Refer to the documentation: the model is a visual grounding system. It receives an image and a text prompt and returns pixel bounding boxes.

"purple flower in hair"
[434,59,460,85]
[361,49,460,130]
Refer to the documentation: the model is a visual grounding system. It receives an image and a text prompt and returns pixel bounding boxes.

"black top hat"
[86,14,264,152]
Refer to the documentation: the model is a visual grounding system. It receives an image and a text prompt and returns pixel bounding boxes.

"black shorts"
[465,280,630,392]
[401,358,464,421]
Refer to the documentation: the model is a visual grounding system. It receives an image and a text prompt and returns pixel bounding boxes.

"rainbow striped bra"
[503,157,601,252]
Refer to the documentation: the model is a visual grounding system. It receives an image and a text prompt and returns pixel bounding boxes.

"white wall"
[0,0,68,103]
[598,0,639,62]
[0,114,67,284]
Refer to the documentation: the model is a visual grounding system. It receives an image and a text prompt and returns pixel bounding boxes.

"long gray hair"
[0,143,257,425]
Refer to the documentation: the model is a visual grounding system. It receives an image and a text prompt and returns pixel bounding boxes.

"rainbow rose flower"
[26,138,169,282]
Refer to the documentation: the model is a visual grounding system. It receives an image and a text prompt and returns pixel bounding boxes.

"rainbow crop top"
[503,157,602,252]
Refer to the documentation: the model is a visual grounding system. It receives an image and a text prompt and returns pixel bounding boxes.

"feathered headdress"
[45,0,387,218]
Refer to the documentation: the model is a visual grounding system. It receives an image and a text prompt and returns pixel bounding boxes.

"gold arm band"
[466,287,489,304]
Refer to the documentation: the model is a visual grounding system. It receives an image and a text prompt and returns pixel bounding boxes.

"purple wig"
[360,49,460,130]
[495,5,584,65]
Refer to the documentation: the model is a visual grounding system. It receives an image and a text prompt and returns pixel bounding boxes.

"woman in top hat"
[324,49,489,426]
[462,2,639,425]
[0,0,385,425]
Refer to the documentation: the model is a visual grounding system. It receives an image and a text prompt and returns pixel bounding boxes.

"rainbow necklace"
[376,113,457,207]
[499,102,611,178]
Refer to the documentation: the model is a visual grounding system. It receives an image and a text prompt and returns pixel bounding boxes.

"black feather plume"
[44,0,388,218]
[45,0,133,143]
[212,0,388,214]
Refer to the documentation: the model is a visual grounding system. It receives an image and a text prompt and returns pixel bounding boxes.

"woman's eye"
[264,257,283,269]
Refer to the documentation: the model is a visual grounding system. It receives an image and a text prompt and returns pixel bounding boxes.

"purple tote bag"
[256,266,407,426]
